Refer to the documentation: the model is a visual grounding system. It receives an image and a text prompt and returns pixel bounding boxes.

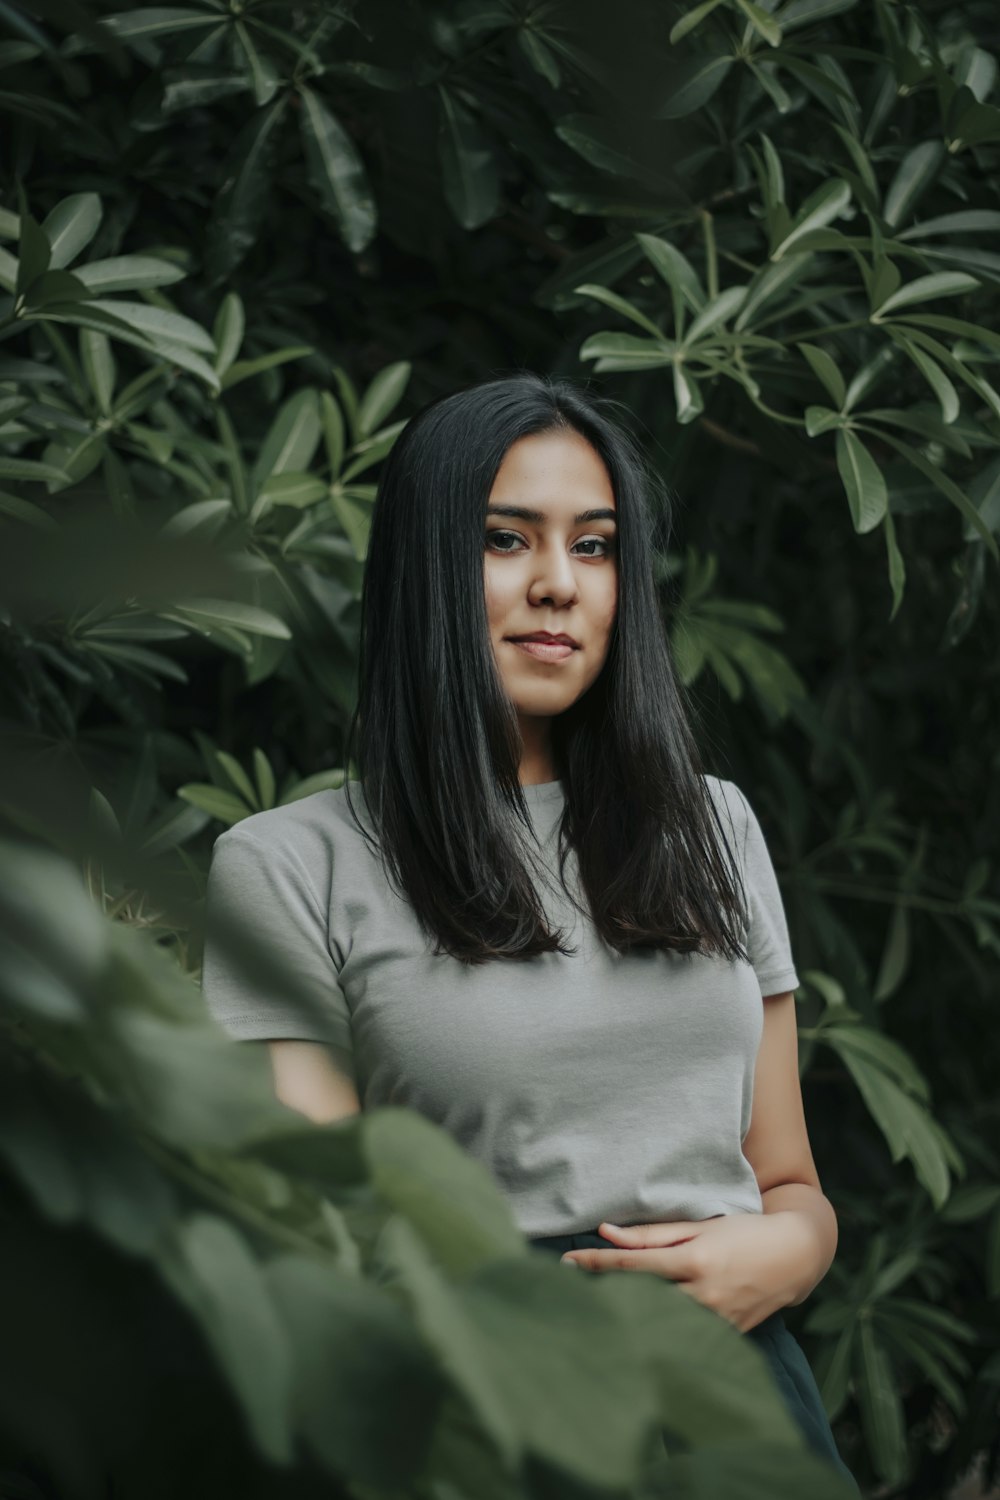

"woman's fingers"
[561,1243,699,1278]
[598,1219,700,1247]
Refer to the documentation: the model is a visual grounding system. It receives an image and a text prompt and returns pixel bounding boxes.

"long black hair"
[344,372,751,967]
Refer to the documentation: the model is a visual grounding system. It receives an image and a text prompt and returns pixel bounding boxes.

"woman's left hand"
[560,1212,816,1333]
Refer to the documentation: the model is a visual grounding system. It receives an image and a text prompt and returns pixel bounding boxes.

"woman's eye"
[486,530,522,552]
[485,531,614,557]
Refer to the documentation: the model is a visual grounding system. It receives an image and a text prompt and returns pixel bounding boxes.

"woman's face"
[484,427,618,738]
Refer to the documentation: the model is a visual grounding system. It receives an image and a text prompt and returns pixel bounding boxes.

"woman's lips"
[507,639,576,661]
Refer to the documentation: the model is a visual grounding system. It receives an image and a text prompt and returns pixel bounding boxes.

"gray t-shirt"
[201,776,800,1236]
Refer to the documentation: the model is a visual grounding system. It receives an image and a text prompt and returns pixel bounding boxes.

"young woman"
[201,373,858,1488]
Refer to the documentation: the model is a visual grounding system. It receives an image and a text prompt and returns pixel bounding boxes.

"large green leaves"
[164,1214,295,1463]
[205,96,287,283]
[806,1016,964,1207]
[299,85,377,253]
[437,87,501,229]
[835,429,887,533]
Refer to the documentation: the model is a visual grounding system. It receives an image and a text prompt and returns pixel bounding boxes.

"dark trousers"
[529,1230,859,1491]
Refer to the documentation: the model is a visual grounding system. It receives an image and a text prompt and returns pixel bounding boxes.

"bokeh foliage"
[1,0,999,1495]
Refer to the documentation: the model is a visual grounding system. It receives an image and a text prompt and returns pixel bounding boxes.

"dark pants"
[529,1230,859,1491]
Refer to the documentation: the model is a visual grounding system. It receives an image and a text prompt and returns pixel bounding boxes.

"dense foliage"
[1,1,999,1496]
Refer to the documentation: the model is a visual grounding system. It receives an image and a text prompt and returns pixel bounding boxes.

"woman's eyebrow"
[485,504,617,524]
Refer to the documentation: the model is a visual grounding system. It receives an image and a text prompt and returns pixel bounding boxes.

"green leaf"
[206,98,286,283]
[79,329,115,415]
[636,232,705,312]
[162,68,251,114]
[0,456,71,484]
[856,1321,907,1485]
[376,1215,521,1466]
[887,331,960,423]
[875,429,999,558]
[75,297,214,352]
[265,1253,442,1489]
[0,489,55,527]
[258,472,328,509]
[75,255,186,294]
[86,640,187,684]
[221,345,312,391]
[161,499,232,539]
[669,0,725,44]
[362,1108,525,1278]
[102,8,221,39]
[948,94,1000,152]
[213,292,244,376]
[830,1041,959,1206]
[167,1215,293,1464]
[882,509,906,622]
[177,783,253,824]
[874,273,980,318]
[437,88,500,230]
[835,428,887,533]
[579,331,674,371]
[213,750,258,808]
[555,116,659,184]
[866,255,901,313]
[357,361,410,438]
[252,749,276,810]
[804,405,842,436]
[517,27,560,87]
[882,141,945,229]
[418,1229,666,1488]
[252,389,322,490]
[127,420,173,465]
[734,0,782,46]
[341,424,405,481]
[15,193,50,296]
[770,178,852,260]
[843,342,897,411]
[873,901,911,1002]
[779,0,859,22]
[657,51,734,119]
[235,19,279,107]
[169,598,292,640]
[215,403,248,515]
[40,193,102,271]
[673,363,704,423]
[323,487,369,559]
[684,284,747,343]
[320,391,345,475]
[574,283,665,338]
[23,269,92,308]
[755,131,786,215]
[734,254,813,329]
[0,245,17,294]
[897,209,1000,240]
[799,342,846,408]
[894,313,1000,357]
[298,85,376,254]
[831,123,879,207]
[0,839,107,1021]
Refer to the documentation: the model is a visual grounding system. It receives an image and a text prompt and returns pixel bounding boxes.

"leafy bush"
[1,1,999,1494]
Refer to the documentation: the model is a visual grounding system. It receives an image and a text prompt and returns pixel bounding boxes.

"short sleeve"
[735,787,801,998]
[200,826,355,1065]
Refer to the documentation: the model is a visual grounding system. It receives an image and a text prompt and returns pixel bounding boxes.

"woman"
[201,373,858,1488]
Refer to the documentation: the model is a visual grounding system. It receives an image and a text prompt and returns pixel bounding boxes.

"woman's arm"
[266,1040,361,1124]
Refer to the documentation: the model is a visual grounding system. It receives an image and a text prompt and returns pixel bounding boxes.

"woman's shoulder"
[701,773,751,829]
[210,782,374,866]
